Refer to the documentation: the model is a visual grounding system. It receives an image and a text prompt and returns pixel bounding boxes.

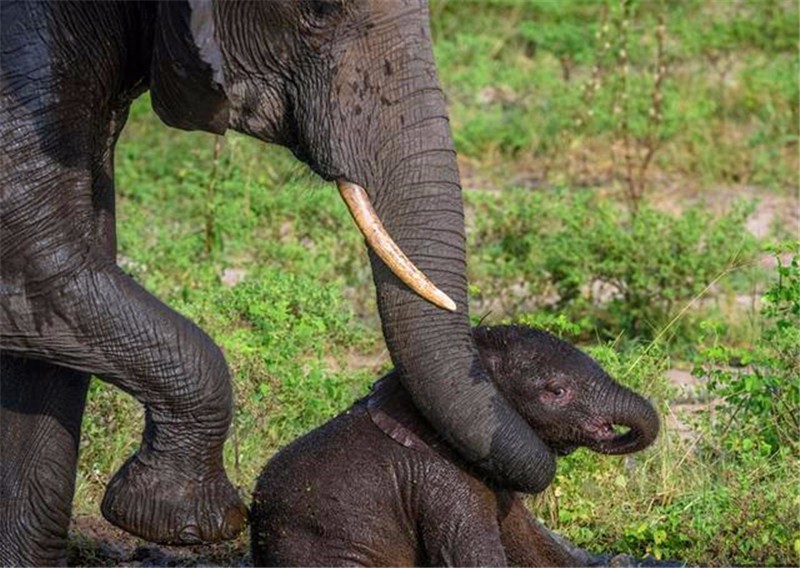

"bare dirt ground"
[68,516,249,567]
[663,368,713,444]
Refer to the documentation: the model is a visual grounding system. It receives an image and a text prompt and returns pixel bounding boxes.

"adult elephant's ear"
[150,0,230,135]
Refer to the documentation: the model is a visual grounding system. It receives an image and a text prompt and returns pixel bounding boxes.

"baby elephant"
[251,325,660,566]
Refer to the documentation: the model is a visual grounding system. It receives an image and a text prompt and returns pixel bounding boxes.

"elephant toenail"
[224,507,247,534]
[178,525,202,544]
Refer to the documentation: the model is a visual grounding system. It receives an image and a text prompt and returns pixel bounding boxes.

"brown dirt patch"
[67,516,249,567]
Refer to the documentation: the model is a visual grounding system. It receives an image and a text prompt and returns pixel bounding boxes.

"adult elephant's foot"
[101,450,246,545]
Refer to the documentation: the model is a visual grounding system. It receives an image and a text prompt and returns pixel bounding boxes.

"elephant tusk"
[337,180,457,312]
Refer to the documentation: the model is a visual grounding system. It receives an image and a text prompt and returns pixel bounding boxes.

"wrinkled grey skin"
[0,1,556,564]
[251,325,660,567]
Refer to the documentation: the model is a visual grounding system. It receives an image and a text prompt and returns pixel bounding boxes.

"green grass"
[73,2,799,566]
[431,0,798,193]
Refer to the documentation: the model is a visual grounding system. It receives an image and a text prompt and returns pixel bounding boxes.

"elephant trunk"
[588,386,660,455]
[347,90,555,493]
[279,1,555,493]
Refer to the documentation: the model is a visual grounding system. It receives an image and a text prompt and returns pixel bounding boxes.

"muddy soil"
[66,515,686,567]
[67,516,249,567]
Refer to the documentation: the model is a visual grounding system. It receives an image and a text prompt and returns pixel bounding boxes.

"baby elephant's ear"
[471,326,508,378]
[150,0,230,134]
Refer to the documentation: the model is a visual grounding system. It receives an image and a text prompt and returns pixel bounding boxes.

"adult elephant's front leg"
[1,257,246,545]
[0,354,90,566]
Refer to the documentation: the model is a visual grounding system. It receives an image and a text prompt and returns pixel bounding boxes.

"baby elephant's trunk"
[591,388,660,455]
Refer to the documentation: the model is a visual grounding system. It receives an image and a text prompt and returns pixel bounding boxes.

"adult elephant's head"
[148,0,554,492]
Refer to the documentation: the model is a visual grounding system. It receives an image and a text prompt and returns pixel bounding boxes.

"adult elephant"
[0,1,554,563]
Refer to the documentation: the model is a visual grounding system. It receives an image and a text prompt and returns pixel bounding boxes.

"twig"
[616,0,637,212]
[636,11,667,198]
[204,136,223,255]
[544,4,611,183]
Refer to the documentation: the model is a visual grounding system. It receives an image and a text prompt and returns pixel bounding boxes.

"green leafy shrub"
[695,242,800,456]
[432,0,798,190]
[470,189,759,346]
[173,268,376,478]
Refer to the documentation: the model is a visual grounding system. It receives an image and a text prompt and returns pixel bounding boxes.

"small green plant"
[696,242,800,456]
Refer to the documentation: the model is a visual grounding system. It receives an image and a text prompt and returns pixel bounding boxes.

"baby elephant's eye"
[540,383,572,405]
[545,385,568,399]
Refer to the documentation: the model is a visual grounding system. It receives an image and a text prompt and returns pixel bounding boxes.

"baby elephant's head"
[474,326,660,457]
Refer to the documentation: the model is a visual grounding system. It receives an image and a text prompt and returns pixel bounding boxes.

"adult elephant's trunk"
[149,0,553,493]
[258,1,556,492]
[338,94,554,493]
[587,387,660,455]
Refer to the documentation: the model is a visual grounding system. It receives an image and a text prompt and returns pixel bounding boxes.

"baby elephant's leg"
[419,472,508,566]
[498,494,592,567]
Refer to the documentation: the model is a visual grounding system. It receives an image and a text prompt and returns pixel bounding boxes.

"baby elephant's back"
[250,403,421,567]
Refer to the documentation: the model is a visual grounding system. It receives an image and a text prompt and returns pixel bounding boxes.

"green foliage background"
[74,1,799,565]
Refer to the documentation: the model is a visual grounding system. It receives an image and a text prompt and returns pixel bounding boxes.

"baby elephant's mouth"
[590,421,629,440]
[585,421,645,455]
[547,405,660,457]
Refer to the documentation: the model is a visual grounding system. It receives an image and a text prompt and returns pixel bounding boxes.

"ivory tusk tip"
[436,293,458,312]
